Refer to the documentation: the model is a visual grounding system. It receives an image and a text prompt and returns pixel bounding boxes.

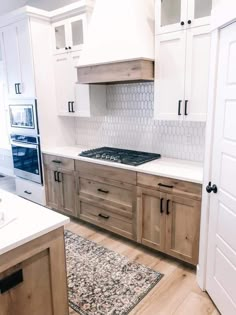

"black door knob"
[188,20,192,24]
[180,21,185,26]
[206,182,218,194]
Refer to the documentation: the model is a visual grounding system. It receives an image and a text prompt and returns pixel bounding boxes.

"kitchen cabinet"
[52,14,86,54]
[43,154,76,217]
[137,173,202,265]
[155,0,212,35]
[155,25,211,121]
[0,19,35,99]
[0,228,68,315]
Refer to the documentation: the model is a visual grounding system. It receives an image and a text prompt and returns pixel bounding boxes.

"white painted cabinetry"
[156,0,212,34]
[155,0,212,121]
[1,19,35,99]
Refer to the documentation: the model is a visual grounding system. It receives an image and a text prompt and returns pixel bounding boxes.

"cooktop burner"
[79,147,161,166]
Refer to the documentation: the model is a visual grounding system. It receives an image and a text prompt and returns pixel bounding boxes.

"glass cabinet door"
[67,15,85,51]
[194,0,212,19]
[161,0,181,27]
[54,24,66,52]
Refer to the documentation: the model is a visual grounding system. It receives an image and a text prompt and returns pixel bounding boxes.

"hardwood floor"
[66,219,220,315]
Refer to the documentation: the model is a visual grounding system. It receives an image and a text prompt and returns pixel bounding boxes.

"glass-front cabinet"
[156,0,212,34]
[52,14,86,54]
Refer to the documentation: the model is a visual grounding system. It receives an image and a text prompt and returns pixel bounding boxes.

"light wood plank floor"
[67,220,220,315]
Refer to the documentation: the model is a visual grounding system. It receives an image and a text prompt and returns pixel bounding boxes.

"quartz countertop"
[42,145,203,184]
[0,189,70,256]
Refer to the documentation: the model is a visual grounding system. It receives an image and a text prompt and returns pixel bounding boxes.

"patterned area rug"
[65,230,163,315]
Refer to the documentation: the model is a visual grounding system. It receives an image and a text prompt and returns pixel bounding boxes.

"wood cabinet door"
[58,170,76,216]
[0,251,53,315]
[184,25,211,122]
[154,31,186,120]
[165,194,201,264]
[44,167,60,210]
[137,188,166,252]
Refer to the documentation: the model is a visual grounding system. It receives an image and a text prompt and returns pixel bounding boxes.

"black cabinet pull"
[15,83,18,94]
[160,198,164,214]
[178,100,182,115]
[166,199,170,215]
[68,101,71,112]
[184,100,188,116]
[52,160,61,164]
[24,190,32,195]
[206,182,218,194]
[54,171,58,182]
[57,172,62,183]
[71,101,75,113]
[15,83,21,94]
[180,21,185,26]
[97,188,109,194]
[188,20,192,24]
[65,47,68,50]
[158,183,174,189]
[0,269,23,294]
[68,46,71,50]
[98,213,110,219]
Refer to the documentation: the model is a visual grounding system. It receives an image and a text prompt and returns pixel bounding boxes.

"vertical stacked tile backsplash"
[75,83,205,162]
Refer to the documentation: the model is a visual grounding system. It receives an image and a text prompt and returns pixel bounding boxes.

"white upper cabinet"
[154,25,211,121]
[52,14,86,54]
[1,19,35,99]
[156,0,212,34]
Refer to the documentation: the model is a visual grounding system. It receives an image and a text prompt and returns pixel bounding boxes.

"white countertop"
[0,189,70,256]
[42,145,203,184]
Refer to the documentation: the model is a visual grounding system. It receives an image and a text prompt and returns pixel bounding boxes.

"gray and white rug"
[65,230,163,315]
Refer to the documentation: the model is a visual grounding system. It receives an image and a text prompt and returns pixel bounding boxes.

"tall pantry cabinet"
[154,0,212,121]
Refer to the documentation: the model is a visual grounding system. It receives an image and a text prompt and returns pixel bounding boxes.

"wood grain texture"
[0,228,68,315]
[43,154,75,171]
[66,220,219,315]
[137,173,202,200]
[76,59,154,84]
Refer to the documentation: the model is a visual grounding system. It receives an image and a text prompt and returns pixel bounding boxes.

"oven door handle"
[10,141,38,149]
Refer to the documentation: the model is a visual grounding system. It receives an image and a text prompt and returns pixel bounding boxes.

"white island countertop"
[42,145,203,184]
[0,189,70,256]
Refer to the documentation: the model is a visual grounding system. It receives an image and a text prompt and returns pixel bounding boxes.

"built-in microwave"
[9,99,39,136]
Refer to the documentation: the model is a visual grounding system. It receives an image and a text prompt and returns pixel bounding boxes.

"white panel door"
[187,0,212,28]
[154,31,186,120]
[206,22,236,315]
[184,25,211,121]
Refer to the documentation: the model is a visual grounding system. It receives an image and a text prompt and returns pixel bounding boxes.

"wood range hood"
[76,0,155,84]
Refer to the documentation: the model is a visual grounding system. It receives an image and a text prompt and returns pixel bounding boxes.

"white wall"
[212,0,236,29]
[0,0,80,15]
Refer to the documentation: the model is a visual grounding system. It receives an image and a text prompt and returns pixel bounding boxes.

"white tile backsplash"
[75,83,205,162]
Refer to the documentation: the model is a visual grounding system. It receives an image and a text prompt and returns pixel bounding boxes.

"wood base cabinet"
[0,228,68,315]
[137,187,201,265]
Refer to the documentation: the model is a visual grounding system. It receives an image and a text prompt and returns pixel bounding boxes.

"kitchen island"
[0,189,70,315]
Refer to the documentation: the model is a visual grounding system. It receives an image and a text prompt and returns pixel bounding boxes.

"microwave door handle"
[11,142,37,149]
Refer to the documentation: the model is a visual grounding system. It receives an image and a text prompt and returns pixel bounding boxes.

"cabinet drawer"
[75,160,136,185]
[16,178,45,205]
[79,201,133,239]
[137,173,202,200]
[79,177,133,212]
[43,154,74,171]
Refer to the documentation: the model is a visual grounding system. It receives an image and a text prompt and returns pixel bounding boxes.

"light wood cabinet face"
[138,188,166,251]
[0,251,53,315]
[44,167,60,210]
[165,194,201,264]
[59,170,76,216]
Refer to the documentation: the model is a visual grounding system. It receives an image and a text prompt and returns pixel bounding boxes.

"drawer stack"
[75,161,137,240]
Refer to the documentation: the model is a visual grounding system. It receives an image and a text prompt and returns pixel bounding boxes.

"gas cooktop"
[79,147,161,166]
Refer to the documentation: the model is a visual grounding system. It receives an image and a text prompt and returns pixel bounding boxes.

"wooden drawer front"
[137,173,202,200]
[75,160,136,185]
[79,201,133,239]
[43,154,74,171]
[79,177,133,211]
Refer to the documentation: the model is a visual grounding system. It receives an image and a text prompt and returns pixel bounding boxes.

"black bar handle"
[54,171,58,182]
[160,198,164,214]
[68,101,71,112]
[184,100,188,116]
[0,269,23,294]
[98,213,110,219]
[97,188,109,194]
[57,172,62,183]
[71,101,75,113]
[166,199,170,215]
[158,183,174,189]
[178,100,182,115]
[52,160,62,164]
[24,190,32,195]
[15,83,18,94]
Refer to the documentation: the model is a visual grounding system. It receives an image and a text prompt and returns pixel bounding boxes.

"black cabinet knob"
[188,20,192,24]
[206,182,218,194]
[180,21,185,26]
[65,47,68,50]
[68,46,71,50]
